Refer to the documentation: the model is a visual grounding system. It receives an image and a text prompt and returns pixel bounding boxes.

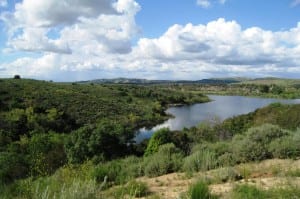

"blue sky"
[136,0,300,36]
[0,0,300,81]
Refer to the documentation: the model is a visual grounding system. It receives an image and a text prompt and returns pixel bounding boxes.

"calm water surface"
[135,95,300,142]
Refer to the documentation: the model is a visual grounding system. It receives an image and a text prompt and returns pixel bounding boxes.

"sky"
[0,0,300,81]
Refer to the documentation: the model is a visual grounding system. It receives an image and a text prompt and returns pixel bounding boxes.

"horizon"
[1,0,300,81]
[2,76,300,83]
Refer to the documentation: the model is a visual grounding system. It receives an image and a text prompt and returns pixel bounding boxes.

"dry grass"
[127,159,300,199]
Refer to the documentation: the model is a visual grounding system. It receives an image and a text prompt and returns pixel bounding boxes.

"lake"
[135,95,300,142]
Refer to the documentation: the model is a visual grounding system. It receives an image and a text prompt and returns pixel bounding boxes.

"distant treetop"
[13,75,21,79]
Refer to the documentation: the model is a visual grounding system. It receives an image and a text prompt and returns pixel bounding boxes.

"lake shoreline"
[135,95,300,143]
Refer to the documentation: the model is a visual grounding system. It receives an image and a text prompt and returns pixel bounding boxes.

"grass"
[231,184,266,199]
[179,180,218,199]
[102,180,149,199]
[231,184,300,199]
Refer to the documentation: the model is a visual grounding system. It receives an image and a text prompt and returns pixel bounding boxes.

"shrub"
[0,152,29,184]
[269,137,295,159]
[144,143,183,177]
[92,156,143,186]
[232,124,289,162]
[13,75,21,79]
[27,133,67,176]
[183,149,217,173]
[188,180,218,199]
[66,121,133,163]
[187,121,218,143]
[126,180,148,197]
[144,128,172,156]
[269,132,300,159]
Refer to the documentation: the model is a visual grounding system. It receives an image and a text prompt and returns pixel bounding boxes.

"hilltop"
[77,77,300,86]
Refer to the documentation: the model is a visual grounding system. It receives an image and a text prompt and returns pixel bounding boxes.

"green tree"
[144,128,171,156]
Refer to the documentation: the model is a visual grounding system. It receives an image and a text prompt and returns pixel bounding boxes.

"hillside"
[0,78,209,183]
[238,77,300,86]
[1,78,300,199]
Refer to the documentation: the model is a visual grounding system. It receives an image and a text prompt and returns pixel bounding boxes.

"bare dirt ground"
[136,159,300,199]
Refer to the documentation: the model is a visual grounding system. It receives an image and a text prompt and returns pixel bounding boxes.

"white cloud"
[291,0,300,7]
[0,0,7,7]
[1,1,300,81]
[2,0,116,27]
[136,19,300,66]
[0,0,140,54]
[197,0,227,8]
[7,28,72,54]
[197,0,211,8]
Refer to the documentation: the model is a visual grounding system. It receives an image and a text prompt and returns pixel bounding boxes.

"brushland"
[1,78,300,198]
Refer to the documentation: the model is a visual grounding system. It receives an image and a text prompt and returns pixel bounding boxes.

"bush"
[187,121,218,143]
[66,121,133,163]
[126,180,148,197]
[188,180,218,199]
[92,156,143,186]
[183,149,217,173]
[0,152,29,184]
[269,131,300,159]
[144,143,183,177]
[13,75,21,79]
[144,128,172,156]
[27,133,67,176]
[232,124,289,162]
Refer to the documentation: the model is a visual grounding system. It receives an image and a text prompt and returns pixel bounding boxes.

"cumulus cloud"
[135,19,300,68]
[7,28,72,54]
[1,2,300,81]
[1,0,116,27]
[0,0,140,54]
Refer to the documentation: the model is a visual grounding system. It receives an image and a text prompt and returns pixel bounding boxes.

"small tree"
[13,75,21,79]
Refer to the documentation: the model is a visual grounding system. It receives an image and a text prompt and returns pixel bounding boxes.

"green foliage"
[124,180,149,197]
[92,156,143,186]
[27,133,67,176]
[269,131,300,159]
[231,185,266,199]
[144,128,172,156]
[144,143,183,177]
[65,121,134,163]
[222,113,254,136]
[187,121,219,143]
[183,149,217,173]
[0,152,29,184]
[2,78,300,197]
[232,124,289,162]
[188,180,218,199]
[231,184,300,199]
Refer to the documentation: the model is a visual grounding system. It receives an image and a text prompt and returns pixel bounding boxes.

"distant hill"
[77,77,247,85]
[238,77,300,86]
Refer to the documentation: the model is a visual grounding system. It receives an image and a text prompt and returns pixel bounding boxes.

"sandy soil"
[135,159,300,199]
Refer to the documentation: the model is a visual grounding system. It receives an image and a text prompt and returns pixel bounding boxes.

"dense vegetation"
[1,78,300,198]
[0,78,209,184]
